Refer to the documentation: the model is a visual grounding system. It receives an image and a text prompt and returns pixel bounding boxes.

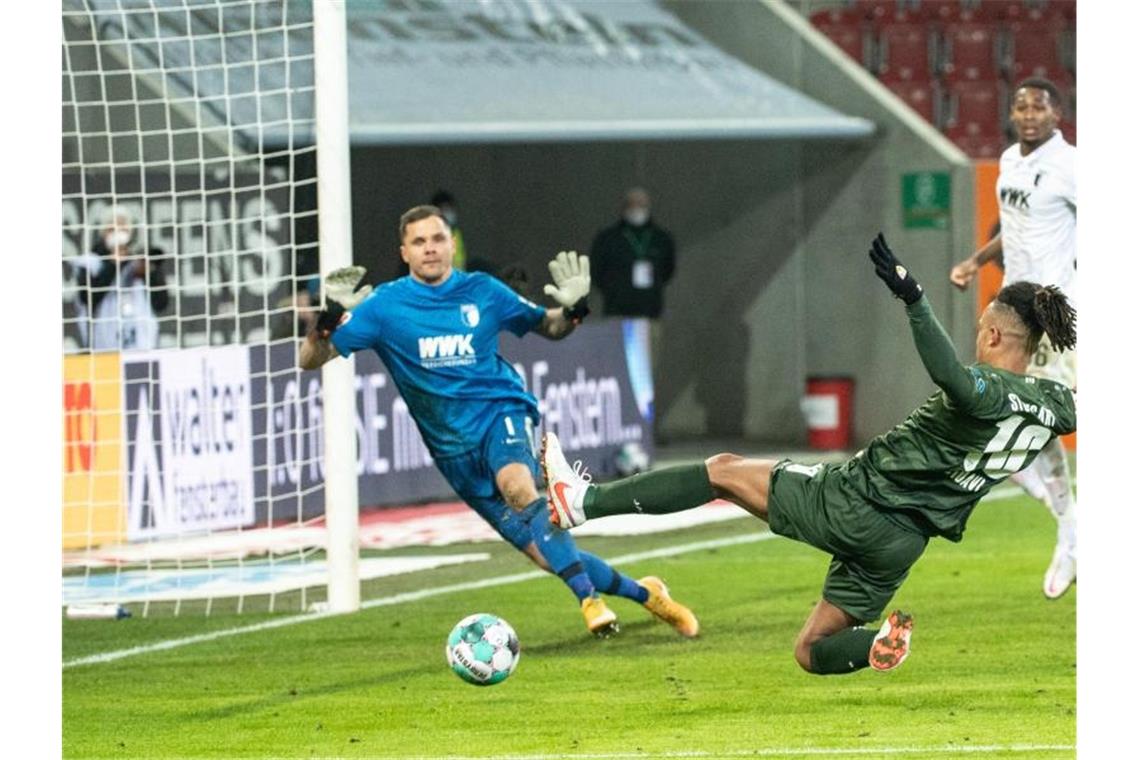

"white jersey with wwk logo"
[997,130,1077,310]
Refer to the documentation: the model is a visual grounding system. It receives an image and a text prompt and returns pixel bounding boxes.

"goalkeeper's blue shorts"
[433,409,542,550]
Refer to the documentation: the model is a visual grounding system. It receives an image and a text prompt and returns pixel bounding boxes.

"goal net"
[61,0,349,615]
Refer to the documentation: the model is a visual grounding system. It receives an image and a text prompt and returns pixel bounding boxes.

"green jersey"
[844,298,1076,542]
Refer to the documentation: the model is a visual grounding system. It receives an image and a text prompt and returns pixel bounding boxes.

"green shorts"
[767,460,929,623]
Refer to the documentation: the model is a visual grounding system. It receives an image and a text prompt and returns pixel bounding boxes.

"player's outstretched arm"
[299,331,340,370]
[536,250,591,340]
[298,265,372,369]
[299,300,349,369]
[950,232,1003,290]
[868,233,976,405]
[535,308,579,340]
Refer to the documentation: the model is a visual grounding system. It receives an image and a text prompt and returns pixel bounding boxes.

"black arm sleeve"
[589,232,608,277]
[659,229,676,284]
[905,296,976,406]
[78,257,118,313]
[146,252,169,313]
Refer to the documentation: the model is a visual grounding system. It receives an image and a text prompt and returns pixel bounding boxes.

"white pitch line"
[62,484,1041,670]
[983,484,1021,502]
[63,531,776,669]
[376,745,1075,760]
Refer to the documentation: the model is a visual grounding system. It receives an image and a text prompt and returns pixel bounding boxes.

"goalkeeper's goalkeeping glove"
[316,265,372,337]
[543,250,591,324]
[868,233,924,305]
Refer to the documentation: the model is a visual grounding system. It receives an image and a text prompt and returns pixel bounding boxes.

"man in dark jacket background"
[589,187,675,319]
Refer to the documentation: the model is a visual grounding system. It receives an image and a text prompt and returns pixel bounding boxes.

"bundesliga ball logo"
[445,613,520,686]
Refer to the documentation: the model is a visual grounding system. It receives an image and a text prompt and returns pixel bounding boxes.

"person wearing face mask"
[589,187,676,319]
[74,205,169,352]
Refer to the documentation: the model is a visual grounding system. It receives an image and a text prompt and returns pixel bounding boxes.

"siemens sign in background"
[121,320,652,535]
[62,171,296,352]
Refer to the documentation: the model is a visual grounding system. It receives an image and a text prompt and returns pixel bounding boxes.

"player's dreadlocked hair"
[994,281,1077,354]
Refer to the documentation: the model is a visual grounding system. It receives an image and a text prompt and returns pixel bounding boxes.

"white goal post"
[61,0,359,615]
[312,0,359,614]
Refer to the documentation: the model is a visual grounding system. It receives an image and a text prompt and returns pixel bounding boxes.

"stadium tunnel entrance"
[334,0,974,448]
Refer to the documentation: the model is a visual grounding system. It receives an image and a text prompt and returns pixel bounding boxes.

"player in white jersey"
[949,78,1077,600]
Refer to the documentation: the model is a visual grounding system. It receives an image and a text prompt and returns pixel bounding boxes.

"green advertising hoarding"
[902,171,951,229]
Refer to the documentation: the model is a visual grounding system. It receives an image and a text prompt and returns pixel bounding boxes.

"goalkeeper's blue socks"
[526,497,595,601]
[579,551,649,603]
[523,498,648,604]
[559,564,596,602]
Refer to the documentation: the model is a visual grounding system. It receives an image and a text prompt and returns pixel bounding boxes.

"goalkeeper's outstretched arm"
[299,331,340,370]
[298,298,347,369]
[535,250,591,341]
[535,308,579,340]
[299,265,372,370]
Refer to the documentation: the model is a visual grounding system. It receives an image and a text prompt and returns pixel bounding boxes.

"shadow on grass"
[178,623,664,723]
[180,663,444,723]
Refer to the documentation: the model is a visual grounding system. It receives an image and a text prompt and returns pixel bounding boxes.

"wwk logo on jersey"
[1000,187,1031,210]
[418,333,477,368]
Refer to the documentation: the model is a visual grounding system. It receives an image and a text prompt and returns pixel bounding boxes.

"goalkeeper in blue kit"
[300,205,698,638]
[544,234,1076,674]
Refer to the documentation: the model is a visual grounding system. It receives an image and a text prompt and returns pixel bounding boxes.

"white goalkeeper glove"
[542,251,591,323]
[316,265,372,336]
[323,265,372,310]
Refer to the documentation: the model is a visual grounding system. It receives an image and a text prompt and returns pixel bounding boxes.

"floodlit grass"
[62,495,1074,758]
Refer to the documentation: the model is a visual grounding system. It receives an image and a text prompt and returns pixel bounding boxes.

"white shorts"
[1027,341,1077,390]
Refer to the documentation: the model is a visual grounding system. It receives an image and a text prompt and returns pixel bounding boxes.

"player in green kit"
[543,233,1076,675]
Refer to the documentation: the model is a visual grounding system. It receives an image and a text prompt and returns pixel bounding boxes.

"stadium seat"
[1030,0,1074,24]
[1052,78,1076,137]
[884,80,940,125]
[943,80,1005,140]
[1059,22,1076,73]
[982,2,1036,22]
[855,0,904,23]
[941,22,1002,81]
[1062,122,1076,146]
[1007,20,1067,81]
[876,21,935,81]
[1052,74,1076,111]
[916,0,992,23]
[809,7,865,27]
[814,20,869,66]
[949,134,1008,159]
[915,0,962,22]
[998,1,1054,24]
[1055,0,1077,23]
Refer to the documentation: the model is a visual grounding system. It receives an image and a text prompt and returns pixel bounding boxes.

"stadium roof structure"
[345,0,875,145]
[68,0,874,150]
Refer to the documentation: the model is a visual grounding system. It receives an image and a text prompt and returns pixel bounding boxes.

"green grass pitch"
[62,494,1075,759]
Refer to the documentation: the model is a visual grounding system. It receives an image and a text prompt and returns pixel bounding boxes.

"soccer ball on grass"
[445,613,520,686]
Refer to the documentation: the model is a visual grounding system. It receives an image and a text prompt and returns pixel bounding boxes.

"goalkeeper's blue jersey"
[331,270,547,458]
